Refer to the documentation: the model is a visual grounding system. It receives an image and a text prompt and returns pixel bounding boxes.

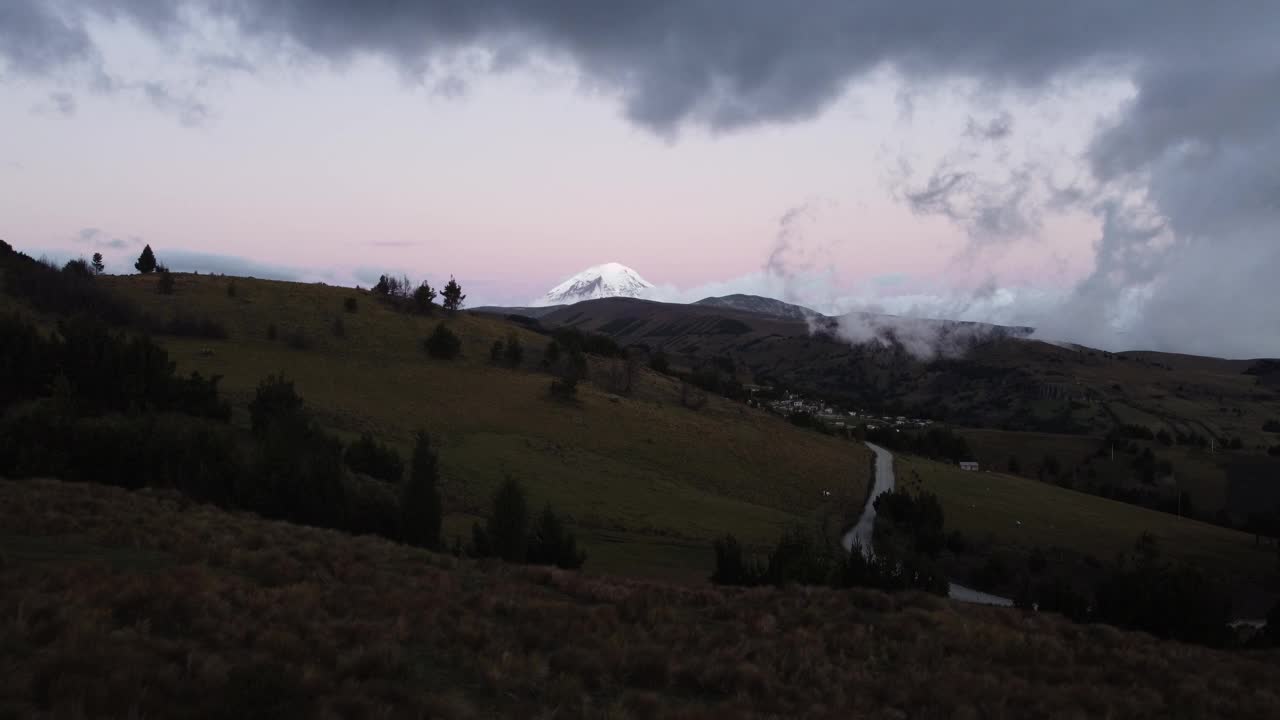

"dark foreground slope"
[3,478,1279,719]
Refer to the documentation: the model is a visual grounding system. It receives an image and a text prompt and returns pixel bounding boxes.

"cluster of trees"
[544,335,589,400]
[1011,534,1238,647]
[371,274,466,315]
[711,489,949,595]
[0,314,228,419]
[489,334,523,367]
[0,240,136,325]
[864,426,974,464]
[0,315,423,551]
[467,477,585,569]
[549,327,625,358]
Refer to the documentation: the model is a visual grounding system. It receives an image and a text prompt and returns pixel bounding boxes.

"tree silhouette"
[402,430,443,549]
[135,244,158,273]
[90,252,105,274]
[441,276,466,314]
[487,476,529,562]
[412,281,437,314]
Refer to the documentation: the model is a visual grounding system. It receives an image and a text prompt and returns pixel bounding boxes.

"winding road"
[841,442,1013,607]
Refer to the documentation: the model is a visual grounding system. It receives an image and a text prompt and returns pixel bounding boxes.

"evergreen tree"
[402,431,443,549]
[487,476,529,562]
[135,244,158,273]
[90,252,105,274]
[441,276,466,313]
[412,281,437,314]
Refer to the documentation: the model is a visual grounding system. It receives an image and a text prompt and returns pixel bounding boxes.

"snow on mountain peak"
[535,263,655,306]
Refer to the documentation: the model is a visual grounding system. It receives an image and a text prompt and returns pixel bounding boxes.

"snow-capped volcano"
[535,263,655,306]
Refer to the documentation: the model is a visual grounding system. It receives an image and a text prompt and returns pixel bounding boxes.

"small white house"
[959,461,980,472]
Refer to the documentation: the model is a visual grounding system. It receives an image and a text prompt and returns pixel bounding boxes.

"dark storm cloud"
[0,1,93,76]
[4,1,1280,354]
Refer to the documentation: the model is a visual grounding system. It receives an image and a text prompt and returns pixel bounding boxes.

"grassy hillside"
[4,477,1279,719]
[895,455,1277,610]
[957,428,1237,515]
[96,272,871,580]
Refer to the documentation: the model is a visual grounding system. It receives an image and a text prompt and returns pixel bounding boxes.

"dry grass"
[3,478,1280,719]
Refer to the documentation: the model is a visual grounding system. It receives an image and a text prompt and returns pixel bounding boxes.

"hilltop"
[74,271,874,580]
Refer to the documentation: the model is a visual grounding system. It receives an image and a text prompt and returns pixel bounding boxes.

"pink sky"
[0,18,1105,310]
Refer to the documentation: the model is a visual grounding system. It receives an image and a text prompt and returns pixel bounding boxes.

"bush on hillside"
[157,270,175,295]
[526,504,586,569]
[503,333,524,367]
[710,534,764,586]
[343,296,358,313]
[249,374,305,436]
[344,432,403,484]
[424,324,461,359]
[552,327,625,358]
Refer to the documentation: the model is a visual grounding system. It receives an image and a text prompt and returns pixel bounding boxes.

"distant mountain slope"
[694,294,824,321]
[535,262,654,306]
[470,304,564,319]
[538,297,1280,445]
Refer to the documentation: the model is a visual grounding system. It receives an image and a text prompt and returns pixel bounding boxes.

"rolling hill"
[84,272,872,581]
[532,295,1280,521]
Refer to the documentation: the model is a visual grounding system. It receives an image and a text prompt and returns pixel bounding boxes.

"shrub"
[550,377,578,400]
[503,333,524,367]
[765,527,833,586]
[424,324,461,359]
[285,328,310,350]
[649,351,670,374]
[543,339,561,367]
[344,432,403,484]
[490,340,504,364]
[331,315,345,338]
[62,258,93,278]
[343,296,358,313]
[227,282,238,298]
[526,504,586,569]
[711,534,764,586]
[249,374,305,436]
[157,270,175,295]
